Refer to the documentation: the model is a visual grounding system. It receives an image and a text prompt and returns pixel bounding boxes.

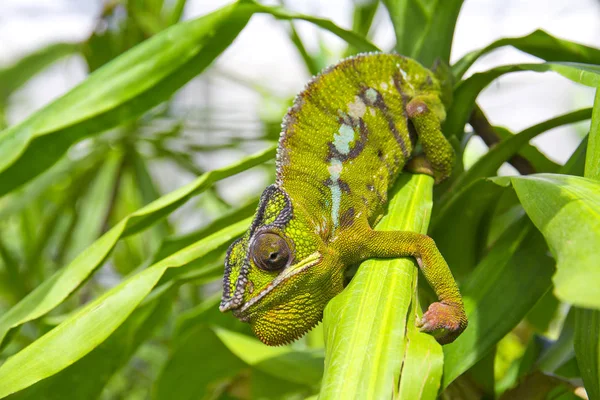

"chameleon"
[220,53,467,346]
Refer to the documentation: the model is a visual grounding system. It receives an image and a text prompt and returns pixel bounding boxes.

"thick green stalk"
[321,174,443,399]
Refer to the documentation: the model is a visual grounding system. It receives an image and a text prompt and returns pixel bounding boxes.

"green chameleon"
[220,53,467,346]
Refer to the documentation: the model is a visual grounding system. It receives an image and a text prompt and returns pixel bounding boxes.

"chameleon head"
[220,184,345,346]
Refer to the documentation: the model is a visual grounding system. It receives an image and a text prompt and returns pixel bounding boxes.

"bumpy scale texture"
[221,53,466,346]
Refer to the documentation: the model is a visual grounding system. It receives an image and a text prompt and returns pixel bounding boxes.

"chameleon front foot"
[417,301,467,345]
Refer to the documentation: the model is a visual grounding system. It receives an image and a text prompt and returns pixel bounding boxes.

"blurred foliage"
[0,0,599,399]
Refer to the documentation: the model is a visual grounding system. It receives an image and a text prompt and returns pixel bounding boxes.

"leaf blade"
[509,174,600,309]
[0,2,253,196]
[0,219,251,398]
[445,62,600,140]
[321,174,443,399]
[0,146,275,349]
[442,219,554,387]
[453,30,600,79]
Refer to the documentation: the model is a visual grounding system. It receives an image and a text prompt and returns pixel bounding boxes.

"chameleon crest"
[221,53,467,346]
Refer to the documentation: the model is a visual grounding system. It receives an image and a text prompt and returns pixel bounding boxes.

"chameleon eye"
[251,233,291,271]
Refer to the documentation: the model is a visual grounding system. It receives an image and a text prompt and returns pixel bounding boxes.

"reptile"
[220,53,467,346]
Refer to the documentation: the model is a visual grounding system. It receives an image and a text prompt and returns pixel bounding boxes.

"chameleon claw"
[417,301,467,345]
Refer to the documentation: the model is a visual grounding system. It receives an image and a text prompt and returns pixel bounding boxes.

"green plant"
[0,0,598,398]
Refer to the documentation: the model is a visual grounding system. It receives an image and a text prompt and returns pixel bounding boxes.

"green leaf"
[0,146,274,349]
[174,293,251,340]
[397,280,444,399]
[506,174,600,309]
[447,108,592,194]
[574,308,600,400]
[538,310,576,374]
[0,43,79,103]
[0,149,105,221]
[166,0,187,26]
[575,86,600,400]
[442,219,554,387]
[151,198,258,263]
[585,88,600,180]
[342,0,379,58]
[0,218,250,398]
[431,179,506,280]
[497,371,580,400]
[321,174,443,399]
[382,0,464,66]
[6,291,173,399]
[0,0,380,197]
[562,134,589,177]
[251,369,315,400]
[214,328,324,386]
[250,1,380,53]
[453,30,600,79]
[0,2,253,196]
[494,126,561,173]
[445,62,600,140]
[154,325,247,400]
[64,151,124,262]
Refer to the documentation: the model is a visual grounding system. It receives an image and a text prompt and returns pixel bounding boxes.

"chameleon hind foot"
[417,301,467,345]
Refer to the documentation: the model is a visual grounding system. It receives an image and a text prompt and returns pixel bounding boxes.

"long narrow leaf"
[5,291,174,399]
[0,43,79,102]
[397,276,444,399]
[154,325,247,400]
[0,146,274,349]
[445,62,600,140]
[0,0,379,197]
[506,174,600,309]
[447,108,592,195]
[214,328,324,386]
[321,174,443,399]
[453,30,600,79]
[0,2,254,196]
[494,126,562,173]
[250,1,380,53]
[382,0,464,66]
[585,88,600,180]
[574,308,600,400]
[0,218,251,398]
[431,179,505,280]
[442,219,554,387]
[575,86,600,400]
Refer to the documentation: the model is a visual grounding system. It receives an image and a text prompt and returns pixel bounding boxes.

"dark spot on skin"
[366,184,375,192]
[377,149,385,161]
[339,179,351,194]
[324,178,351,194]
[340,207,355,229]
[392,73,410,120]
[358,85,410,159]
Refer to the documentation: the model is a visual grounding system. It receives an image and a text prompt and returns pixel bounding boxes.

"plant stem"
[469,105,535,175]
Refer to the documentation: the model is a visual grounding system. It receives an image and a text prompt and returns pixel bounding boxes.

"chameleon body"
[220,53,467,346]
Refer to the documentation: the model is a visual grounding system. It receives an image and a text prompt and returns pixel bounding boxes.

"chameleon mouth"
[232,252,322,319]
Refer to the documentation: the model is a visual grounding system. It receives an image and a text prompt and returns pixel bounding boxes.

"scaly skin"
[220,53,467,346]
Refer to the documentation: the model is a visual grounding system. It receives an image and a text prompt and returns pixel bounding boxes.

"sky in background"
[0,0,599,179]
